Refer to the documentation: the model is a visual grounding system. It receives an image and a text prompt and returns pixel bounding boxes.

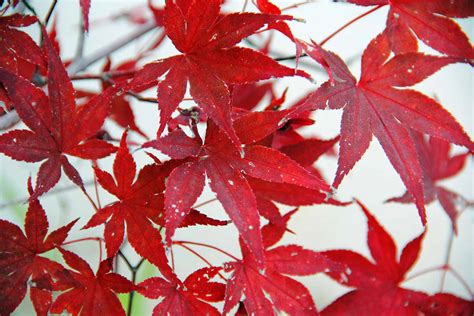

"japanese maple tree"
[0,0,472,315]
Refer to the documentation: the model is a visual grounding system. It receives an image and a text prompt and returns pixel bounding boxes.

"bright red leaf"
[128,0,308,146]
[292,35,473,225]
[223,239,337,315]
[348,0,474,61]
[144,110,330,267]
[51,249,135,316]
[84,131,175,280]
[321,201,473,315]
[138,267,225,315]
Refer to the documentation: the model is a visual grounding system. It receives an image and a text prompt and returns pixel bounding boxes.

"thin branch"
[117,250,134,272]
[127,272,137,316]
[175,240,239,261]
[440,228,455,291]
[175,243,227,281]
[69,69,137,81]
[192,198,218,209]
[242,0,249,12]
[404,265,444,282]
[21,0,39,20]
[319,5,384,47]
[93,169,102,210]
[126,257,145,316]
[275,53,307,62]
[281,0,315,12]
[62,237,103,247]
[67,21,156,75]
[271,4,384,62]
[44,0,58,27]
[75,14,86,60]
[81,188,100,212]
[449,268,474,298]
[0,180,95,210]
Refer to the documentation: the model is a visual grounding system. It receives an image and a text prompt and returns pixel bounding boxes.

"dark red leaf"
[0,187,76,315]
[51,251,135,316]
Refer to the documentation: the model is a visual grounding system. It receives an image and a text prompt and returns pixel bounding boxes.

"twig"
[440,228,455,291]
[62,237,103,262]
[319,5,384,47]
[0,180,95,210]
[21,0,39,20]
[93,170,102,209]
[449,268,474,298]
[271,4,384,61]
[281,0,315,11]
[44,0,58,27]
[81,188,100,212]
[175,240,239,261]
[67,21,156,75]
[117,250,134,271]
[62,237,103,247]
[175,243,227,281]
[404,265,444,282]
[126,257,145,316]
[192,198,218,209]
[242,0,249,12]
[75,14,86,60]
[117,249,146,316]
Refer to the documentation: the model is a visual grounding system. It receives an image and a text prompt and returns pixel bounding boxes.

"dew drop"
[340,272,348,283]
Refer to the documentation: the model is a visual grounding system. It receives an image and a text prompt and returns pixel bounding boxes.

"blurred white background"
[1,0,472,314]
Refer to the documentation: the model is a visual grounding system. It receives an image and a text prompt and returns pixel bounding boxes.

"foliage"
[0,0,473,315]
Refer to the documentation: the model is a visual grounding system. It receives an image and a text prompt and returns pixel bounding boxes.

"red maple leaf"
[0,181,76,315]
[144,110,330,267]
[138,266,225,315]
[0,14,44,112]
[51,249,135,316]
[223,238,336,315]
[128,0,308,146]
[256,197,298,249]
[292,35,473,224]
[0,30,117,198]
[255,0,295,40]
[388,131,472,233]
[83,131,176,280]
[238,96,345,209]
[321,201,473,315]
[348,0,474,61]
